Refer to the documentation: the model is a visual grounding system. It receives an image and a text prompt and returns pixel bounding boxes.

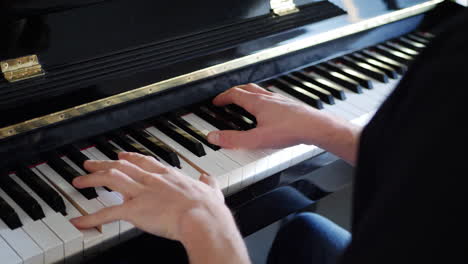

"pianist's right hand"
[207,83,361,164]
[71,152,251,264]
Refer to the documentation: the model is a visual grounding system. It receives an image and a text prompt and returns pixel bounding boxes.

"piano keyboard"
[0,31,432,263]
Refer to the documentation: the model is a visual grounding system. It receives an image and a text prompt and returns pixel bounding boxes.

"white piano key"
[144,126,231,186]
[0,185,63,264]
[180,114,252,190]
[341,87,379,113]
[181,113,271,192]
[373,77,400,98]
[0,202,43,264]
[61,156,121,249]
[29,168,84,263]
[164,119,247,190]
[78,148,140,241]
[85,146,111,161]
[35,163,106,257]
[0,236,22,264]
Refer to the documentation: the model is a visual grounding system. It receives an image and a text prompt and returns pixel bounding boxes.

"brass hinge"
[271,0,299,16]
[1,55,45,83]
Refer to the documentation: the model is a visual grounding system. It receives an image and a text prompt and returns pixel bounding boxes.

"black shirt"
[341,8,468,264]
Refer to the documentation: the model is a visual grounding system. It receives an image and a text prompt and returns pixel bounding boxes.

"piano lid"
[0,0,317,67]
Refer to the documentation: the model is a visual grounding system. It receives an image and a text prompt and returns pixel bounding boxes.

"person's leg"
[267,212,350,264]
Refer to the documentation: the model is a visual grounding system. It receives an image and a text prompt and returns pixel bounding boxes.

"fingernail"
[72,176,82,187]
[207,132,219,144]
[70,217,79,225]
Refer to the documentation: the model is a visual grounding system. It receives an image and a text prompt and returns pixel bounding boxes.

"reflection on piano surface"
[0,0,462,263]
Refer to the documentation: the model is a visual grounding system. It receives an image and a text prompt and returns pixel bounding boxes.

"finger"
[200,174,224,201]
[207,128,263,149]
[199,173,219,190]
[212,87,263,115]
[70,204,127,229]
[73,169,142,199]
[84,159,162,185]
[238,83,273,96]
[118,152,170,174]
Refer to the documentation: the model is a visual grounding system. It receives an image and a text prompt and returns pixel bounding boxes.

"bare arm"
[207,84,361,165]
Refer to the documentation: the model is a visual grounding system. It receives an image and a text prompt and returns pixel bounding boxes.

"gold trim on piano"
[0,0,443,140]
[1,55,45,83]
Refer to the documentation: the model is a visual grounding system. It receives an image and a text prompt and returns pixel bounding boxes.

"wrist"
[303,112,360,164]
[179,206,250,264]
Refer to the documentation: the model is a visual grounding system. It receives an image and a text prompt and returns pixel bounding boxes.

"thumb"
[207,129,262,149]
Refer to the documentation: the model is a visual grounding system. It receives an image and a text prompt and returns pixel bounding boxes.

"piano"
[0,0,465,263]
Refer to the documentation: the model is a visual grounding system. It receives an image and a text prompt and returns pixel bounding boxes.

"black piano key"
[206,104,256,130]
[192,105,241,131]
[0,172,45,221]
[62,145,89,172]
[0,196,22,229]
[337,56,389,83]
[321,62,373,89]
[222,106,257,128]
[379,43,416,60]
[291,72,346,100]
[398,36,426,50]
[292,70,351,97]
[415,31,435,39]
[281,75,335,104]
[383,42,419,56]
[372,45,412,65]
[15,166,67,216]
[125,127,180,168]
[92,137,120,160]
[268,79,324,109]
[152,118,206,157]
[224,104,257,126]
[305,65,363,93]
[46,152,99,200]
[109,132,161,161]
[407,33,430,44]
[393,39,424,52]
[62,145,113,192]
[361,50,407,74]
[349,53,399,79]
[168,114,221,151]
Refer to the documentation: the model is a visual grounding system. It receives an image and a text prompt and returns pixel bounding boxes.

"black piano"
[0,0,465,263]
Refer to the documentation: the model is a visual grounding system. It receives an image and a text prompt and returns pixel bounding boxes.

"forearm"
[303,113,361,165]
[180,207,251,264]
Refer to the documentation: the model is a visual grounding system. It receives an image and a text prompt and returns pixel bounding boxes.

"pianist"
[70,8,467,264]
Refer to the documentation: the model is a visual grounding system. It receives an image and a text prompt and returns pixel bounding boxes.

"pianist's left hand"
[70,151,251,264]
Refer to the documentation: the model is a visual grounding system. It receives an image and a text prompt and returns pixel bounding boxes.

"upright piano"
[0,0,465,263]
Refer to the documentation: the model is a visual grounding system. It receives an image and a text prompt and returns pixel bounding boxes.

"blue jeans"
[267,213,351,264]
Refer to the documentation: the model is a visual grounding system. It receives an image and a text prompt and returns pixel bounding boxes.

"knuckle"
[107,168,121,177]
[142,155,157,163]
[116,159,131,167]
[159,166,171,174]
[141,173,156,185]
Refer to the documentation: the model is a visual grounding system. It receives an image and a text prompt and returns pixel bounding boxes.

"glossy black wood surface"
[0,2,463,262]
[0,1,343,113]
[0,0,457,169]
